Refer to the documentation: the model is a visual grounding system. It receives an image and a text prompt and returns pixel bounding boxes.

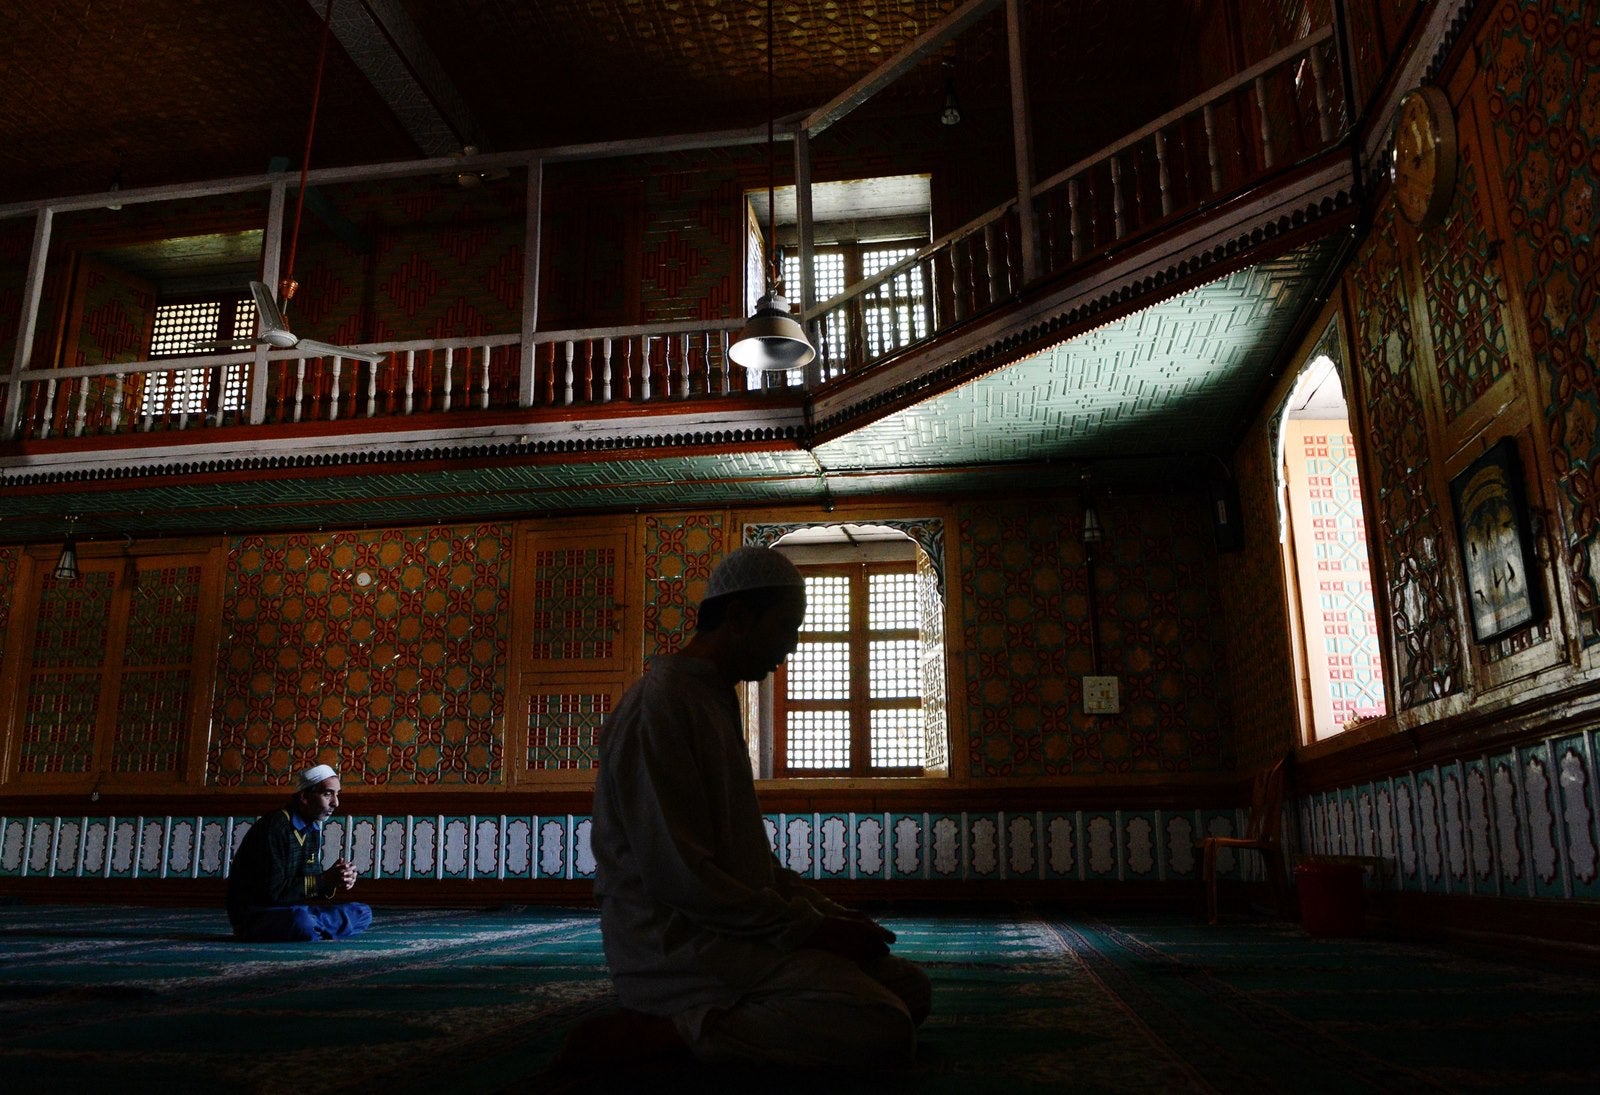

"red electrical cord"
[281,0,337,311]
[766,0,777,297]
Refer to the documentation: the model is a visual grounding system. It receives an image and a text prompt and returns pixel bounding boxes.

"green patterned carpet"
[0,904,1595,1093]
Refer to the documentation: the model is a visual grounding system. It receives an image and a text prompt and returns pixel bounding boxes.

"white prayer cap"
[702,546,805,604]
[296,763,338,790]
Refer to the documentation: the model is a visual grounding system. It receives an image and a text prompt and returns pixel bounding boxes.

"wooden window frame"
[773,561,924,778]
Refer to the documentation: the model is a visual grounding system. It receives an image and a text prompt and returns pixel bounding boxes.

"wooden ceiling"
[0,0,1203,206]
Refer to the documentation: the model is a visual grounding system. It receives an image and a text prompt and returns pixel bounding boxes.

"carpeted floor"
[0,903,1595,1093]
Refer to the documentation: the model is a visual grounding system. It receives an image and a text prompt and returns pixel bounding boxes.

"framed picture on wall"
[1450,438,1544,643]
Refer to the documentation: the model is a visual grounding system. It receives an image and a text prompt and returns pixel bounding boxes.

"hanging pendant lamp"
[730,0,815,374]
[731,290,814,371]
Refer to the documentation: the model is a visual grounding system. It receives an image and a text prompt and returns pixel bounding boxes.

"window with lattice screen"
[779,236,930,381]
[774,562,926,776]
[143,295,254,416]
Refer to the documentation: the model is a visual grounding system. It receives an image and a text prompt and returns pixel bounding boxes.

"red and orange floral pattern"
[207,524,511,787]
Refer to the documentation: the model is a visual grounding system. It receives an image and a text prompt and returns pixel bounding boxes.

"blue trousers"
[234,903,372,942]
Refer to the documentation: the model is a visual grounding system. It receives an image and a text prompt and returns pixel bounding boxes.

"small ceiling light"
[940,65,962,127]
[731,0,816,374]
[55,521,80,581]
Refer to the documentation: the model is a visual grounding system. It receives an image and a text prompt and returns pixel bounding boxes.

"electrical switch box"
[1083,675,1121,715]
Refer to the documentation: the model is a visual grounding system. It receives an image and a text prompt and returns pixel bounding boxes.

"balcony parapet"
[1,24,1355,485]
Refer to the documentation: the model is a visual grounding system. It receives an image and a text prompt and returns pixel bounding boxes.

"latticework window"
[780,237,929,380]
[775,562,925,776]
[143,296,254,417]
[862,247,929,356]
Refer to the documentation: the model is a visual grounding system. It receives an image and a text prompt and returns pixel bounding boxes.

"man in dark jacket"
[226,764,372,942]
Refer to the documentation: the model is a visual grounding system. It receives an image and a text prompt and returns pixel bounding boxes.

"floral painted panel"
[1484,0,1600,643]
[208,524,511,787]
[1346,204,1461,707]
[643,514,726,658]
[1415,139,1516,420]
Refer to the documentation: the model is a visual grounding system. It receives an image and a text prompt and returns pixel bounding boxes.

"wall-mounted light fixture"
[54,518,80,581]
[1081,501,1104,544]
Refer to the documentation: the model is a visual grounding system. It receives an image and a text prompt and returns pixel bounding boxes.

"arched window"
[1276,349,1388,741]
[744,522,949,779]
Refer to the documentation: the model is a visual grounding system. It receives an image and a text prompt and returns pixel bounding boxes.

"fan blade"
[295,338,386,365]
[195,339,259,351]
[249,280,289,335]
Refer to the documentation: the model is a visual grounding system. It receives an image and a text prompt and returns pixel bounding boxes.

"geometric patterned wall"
[642,512,728,658]
[1484,0,1600,645]
[18,570,117,777]
[0,547,18,732]
[1415,139,1516,422]
[206,524,511,787]
[113,563,203,775]
[1346,204,1463,708]
[957,493,1230,778]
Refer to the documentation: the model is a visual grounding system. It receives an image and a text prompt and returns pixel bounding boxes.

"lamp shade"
[1081,504,1103,544]
[54,535,80,581]
[729,293,815,372]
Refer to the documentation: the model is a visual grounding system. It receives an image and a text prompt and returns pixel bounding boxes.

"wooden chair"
[1197,756,1290,924]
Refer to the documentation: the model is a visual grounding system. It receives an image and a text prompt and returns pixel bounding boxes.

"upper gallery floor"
[0,1,1449,543]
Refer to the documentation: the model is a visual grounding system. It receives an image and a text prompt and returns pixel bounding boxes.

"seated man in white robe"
[571,546,931,1076]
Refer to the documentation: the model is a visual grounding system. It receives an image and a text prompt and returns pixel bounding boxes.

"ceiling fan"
[442,145,510,189]
[205,281,385,364]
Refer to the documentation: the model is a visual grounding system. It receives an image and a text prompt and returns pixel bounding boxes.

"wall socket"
[1083,675,1121,714]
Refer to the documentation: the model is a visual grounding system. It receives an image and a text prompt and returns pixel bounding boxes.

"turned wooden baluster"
[1155,131,1174,216]
[328,358,343,422]
[1310,44,1333,143]
[109,373,125,434]
[1254,75,1274,169]
[73,376,90,437]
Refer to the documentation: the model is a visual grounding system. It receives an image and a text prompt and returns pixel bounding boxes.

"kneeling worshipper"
[226,763,372,942]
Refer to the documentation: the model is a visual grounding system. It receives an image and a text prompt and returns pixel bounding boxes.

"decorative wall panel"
[19,571,117,775]
[207,524,511,786]
[524,691,611,771]
[958,495,1228,778]
[1298,726,1600,901]
[1484,0,1600,643]
[642,513,726,658]
[1346,204,1461,706]
[0,804,1260,885]
[1415,141,1516,421]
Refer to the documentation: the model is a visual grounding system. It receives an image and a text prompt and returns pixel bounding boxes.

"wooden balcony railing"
[1,27,1345,446]
[800,26,1344,383]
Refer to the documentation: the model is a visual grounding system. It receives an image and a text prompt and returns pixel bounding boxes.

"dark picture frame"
[1449,438,1544,643]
